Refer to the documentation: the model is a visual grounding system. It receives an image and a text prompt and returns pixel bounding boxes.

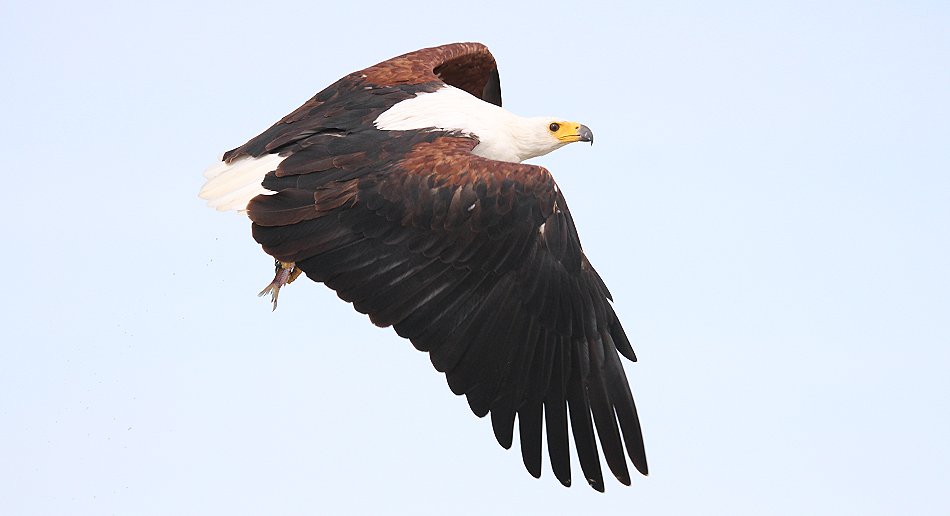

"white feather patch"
[372,85,558,164]
[373,86,503,134]
[198,154,285,213]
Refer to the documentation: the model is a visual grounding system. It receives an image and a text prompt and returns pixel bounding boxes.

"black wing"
[248,132,647,491]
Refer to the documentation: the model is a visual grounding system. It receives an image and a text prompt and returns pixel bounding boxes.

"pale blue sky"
[2,1,948,514]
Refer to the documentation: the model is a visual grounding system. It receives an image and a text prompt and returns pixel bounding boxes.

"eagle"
[199,42,647,491]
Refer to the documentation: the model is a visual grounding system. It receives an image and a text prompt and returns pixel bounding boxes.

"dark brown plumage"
[203,42,647,491]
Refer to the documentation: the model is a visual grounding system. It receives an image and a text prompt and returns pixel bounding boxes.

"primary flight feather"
[199,42,647,491]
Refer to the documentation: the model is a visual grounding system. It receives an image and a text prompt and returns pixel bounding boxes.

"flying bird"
[199,42,647,491]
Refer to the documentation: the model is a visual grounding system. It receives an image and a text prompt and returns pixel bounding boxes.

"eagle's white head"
[374,86,593,163]
[500,117,594,163]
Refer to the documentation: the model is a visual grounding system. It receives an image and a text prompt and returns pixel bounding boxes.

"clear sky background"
[2,1,948,514]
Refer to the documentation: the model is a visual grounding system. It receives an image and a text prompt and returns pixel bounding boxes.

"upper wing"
[221,42,502,163]
[200,43,502,213]
[248,132,647,490]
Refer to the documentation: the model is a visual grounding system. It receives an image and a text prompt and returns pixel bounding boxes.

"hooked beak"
[557,123,595,145]
[578,124,594,145]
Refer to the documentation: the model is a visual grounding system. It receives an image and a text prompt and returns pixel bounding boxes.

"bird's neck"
[374,86,551,163]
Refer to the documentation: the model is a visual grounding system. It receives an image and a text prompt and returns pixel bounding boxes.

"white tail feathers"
[198,154,286,212]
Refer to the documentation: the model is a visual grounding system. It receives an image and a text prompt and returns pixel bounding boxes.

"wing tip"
[588,477,606,493]
[490,409,515,450]
[634,460,649,477]
[526,465,542,479]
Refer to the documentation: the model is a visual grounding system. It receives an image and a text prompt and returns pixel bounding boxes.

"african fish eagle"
[199,42,647,491]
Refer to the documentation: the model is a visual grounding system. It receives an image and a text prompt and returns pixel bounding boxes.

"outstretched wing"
[212,43,647,490]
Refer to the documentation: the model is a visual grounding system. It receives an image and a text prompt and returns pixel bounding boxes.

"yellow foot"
[258,261,302,311]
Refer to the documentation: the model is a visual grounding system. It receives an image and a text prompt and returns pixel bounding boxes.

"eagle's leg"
[258,260,303,311]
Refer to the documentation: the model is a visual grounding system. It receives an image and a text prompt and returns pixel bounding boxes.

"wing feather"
[544,390,572,487]
[491,408,516,450]
[566,355,605,492]
[517,403,544,478]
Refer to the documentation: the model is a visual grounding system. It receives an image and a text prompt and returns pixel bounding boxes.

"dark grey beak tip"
[578,124,594,145]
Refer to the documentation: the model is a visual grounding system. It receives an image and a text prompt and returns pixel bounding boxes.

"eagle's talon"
[258,261,300,311]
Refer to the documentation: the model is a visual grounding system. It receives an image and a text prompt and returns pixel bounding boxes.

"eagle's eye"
[549,122,560,132]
